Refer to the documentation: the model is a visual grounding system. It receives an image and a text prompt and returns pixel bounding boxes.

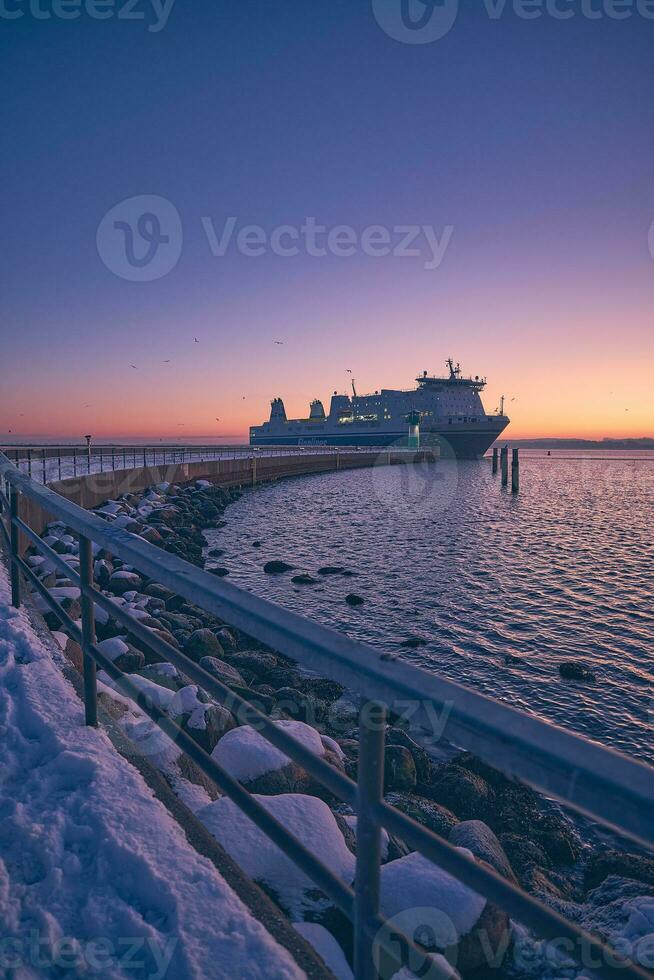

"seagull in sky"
[346,369,352,373]
[163,359,171,363]
[274,340,284,345]
[130,364,138,369]
[194,337,200,343]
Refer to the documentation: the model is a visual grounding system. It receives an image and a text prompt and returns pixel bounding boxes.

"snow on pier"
[0,563,304,980]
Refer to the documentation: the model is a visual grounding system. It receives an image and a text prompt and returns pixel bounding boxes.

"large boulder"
[96,637,145,673]
[584,849,654,893]
[449,821,517,883]
[198,793,356,918]
[498,833,550,876]
[108,571,143,596]
[424,764,495,821]
[263,561,295,574]
[183,629,225,663]
[211,719,343,797]
[273,687,327,726]
[386,728,432,784]
[385,792,458,839]
[185,703,236,754]
[384,745,417,792]
[228,651,278,677]
[559,661,596,682]
[379,850,511,975]
[199,656,245,688]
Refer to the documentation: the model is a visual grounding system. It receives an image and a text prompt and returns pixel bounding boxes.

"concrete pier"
[16,449,437,548]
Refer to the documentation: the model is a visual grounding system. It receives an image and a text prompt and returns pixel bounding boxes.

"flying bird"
[163,359,171,363]
[274,340,284,345]
[194,337,199,343]
[346,369,352,373]
[130,364,138,369]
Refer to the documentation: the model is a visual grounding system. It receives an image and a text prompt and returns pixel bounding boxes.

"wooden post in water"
[501,446,508,486]
[492,447,498,474]
[511,447,519,493]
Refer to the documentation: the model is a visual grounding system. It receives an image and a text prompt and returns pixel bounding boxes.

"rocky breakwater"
[25,478,654,978]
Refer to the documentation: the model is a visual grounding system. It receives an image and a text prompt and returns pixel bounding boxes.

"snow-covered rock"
[294,923,353,979]
[211,719,343,795]
[198,793,356,916]
[380,850,510,974]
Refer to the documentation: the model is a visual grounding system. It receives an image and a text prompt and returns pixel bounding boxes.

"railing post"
[41,450,47,484]
[492,447,498,474]
[58,448,62,481]
[27,449,32,478]
[252,456,257,486]
[9,485,21,608]
[73,448,77,477]
[79,535,98,726]
[354,699,387,980]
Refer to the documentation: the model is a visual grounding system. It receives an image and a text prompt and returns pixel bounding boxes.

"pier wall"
[18,449,435,546]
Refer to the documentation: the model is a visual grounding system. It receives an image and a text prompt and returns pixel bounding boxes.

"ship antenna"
[499,394,505,415]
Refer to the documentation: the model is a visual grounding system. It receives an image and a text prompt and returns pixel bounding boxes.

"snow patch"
[211,719,325,782]
[199,793,356,916]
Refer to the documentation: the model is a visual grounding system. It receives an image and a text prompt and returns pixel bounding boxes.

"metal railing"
[0,443,395,485]
[1,449,653,980]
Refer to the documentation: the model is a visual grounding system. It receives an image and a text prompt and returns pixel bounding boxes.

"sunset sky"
[2,2,653,441]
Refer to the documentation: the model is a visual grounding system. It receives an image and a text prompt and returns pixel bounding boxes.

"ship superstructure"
[250,360,509,458]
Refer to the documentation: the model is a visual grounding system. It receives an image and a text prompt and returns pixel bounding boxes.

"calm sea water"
[205,452,654,765]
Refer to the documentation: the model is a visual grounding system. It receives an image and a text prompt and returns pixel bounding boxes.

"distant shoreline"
[494,438,654,450]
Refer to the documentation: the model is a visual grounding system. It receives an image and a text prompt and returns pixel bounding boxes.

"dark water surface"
[205,452,654,765]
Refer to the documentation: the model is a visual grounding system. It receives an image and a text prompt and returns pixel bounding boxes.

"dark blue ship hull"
[250,422,508,459]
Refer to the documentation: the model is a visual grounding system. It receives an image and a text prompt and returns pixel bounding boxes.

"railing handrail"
[1,448,652,980]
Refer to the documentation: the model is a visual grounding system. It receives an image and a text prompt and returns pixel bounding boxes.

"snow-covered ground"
[0,561,305,980]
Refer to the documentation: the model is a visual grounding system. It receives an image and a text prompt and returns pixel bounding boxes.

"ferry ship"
[250,360,510,458]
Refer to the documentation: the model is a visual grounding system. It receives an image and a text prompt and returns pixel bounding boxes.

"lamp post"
[85,434,92,474]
